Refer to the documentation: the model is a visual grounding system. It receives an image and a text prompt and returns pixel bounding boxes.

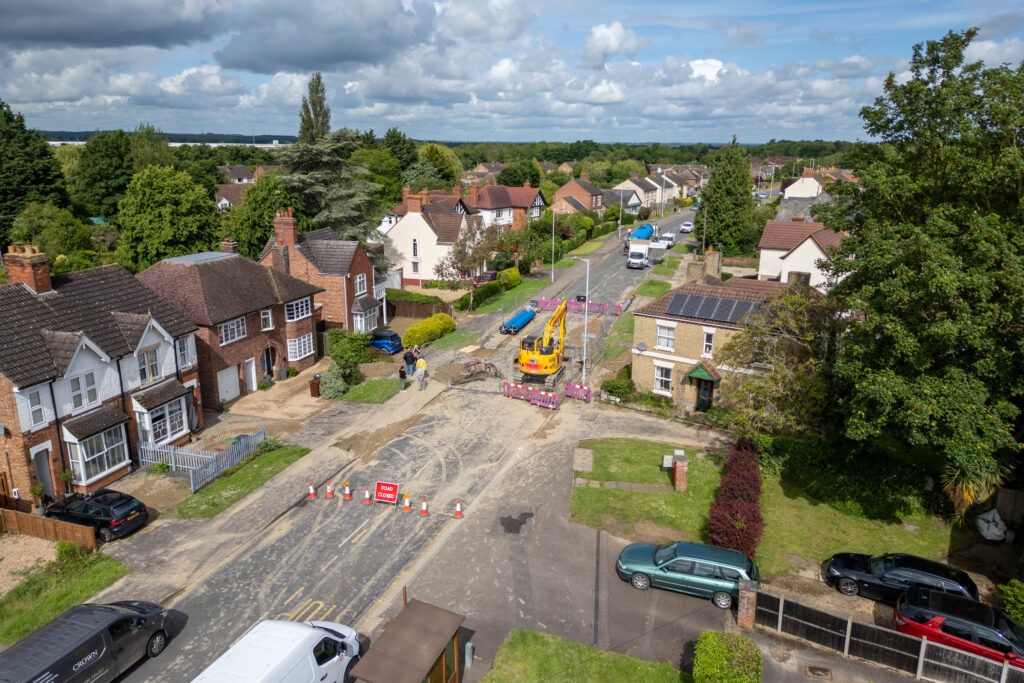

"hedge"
[453,280,501,311]
[402,313,456,348]
[497,266,521,290]
[385,288,446,305]
[707,442,763,560]
[692,631,762,683]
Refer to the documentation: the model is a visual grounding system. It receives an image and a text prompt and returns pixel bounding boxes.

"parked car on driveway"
[821,552,978,603]
[894,587,1024,668]
[616,541,759,609]
[473,270,498,287]
[369,329,403,355]
[45,489,149,542]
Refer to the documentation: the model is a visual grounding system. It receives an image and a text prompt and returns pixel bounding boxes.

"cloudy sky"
[1,0,1022,144]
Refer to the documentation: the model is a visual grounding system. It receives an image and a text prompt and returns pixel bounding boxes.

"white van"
[192,620,360,683]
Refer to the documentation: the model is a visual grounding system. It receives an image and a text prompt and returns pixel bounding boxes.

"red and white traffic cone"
[454,499,464,519]
[403,493,412,512]
[343,481,352,501]
[420,497,429,517]
[363,487,371,505]
[325,481,334,499]
[307,482,316,500]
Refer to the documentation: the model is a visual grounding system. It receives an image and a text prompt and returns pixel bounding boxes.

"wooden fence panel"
[781,600,846,652]
[754,592,780,628]
[0,494,32,514]
[848,621,918,674]
[923,643,1005,683]
[0,509,95,551]
[388,300,454,320]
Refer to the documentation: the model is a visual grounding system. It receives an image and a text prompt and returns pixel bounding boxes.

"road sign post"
[374,481,400,506]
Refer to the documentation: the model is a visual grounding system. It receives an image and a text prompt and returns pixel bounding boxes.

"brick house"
[0,245,203,506]
[552,174,605,214]
[613,177,660,209]
[258,209,384,332]
[464,183,546,233]
[138,251,323,409]
[631,278,788,412]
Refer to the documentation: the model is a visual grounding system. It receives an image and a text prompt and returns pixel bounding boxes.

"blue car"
[370,329,403,354]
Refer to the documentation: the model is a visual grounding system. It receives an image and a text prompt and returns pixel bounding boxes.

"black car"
[45,489,150,542]
[821,552,978,603]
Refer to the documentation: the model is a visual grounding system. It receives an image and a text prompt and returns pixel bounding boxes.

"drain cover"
[806,666,832,680]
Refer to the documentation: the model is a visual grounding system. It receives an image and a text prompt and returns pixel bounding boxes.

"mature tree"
[278,131,381,245]
[73,130,134,220]
[496,160,541,188]
[222,173,300,259]
[434,220,499,307]
[695,137,757,254]
[820,29,1024,519]
[117,166,219,271]
[349,146,403,217]
[0,100,67,245]
[298,72,331,144]
[130,123,174,173]
[418,143,463,185]
[10,202,98,273]
[382,127,418,170]
[609,159,647,184]
[401,159,447,191]
[173,144,223,197]
[53,144,84,183]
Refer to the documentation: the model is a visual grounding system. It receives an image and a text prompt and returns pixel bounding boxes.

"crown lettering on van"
[73,649,100,671]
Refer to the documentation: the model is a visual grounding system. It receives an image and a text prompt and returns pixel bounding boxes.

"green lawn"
[0,545,128,644]
[672,243,694,254]
[570,438,962,578]
[600,312,634,362]
[636,280,672,298]
[474,279,549,315]
[553,258,578,269]
[567,239,606,256]
[176,445,311,519]
[652,256,681,277]
[483,629,687,683]
[431,328,480,351]
[342,377,402,403]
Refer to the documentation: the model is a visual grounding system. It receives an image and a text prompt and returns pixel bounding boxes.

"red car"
[473,271,497,287]
[894,587,1024,667]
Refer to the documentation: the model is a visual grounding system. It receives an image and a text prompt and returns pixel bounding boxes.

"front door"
[696,379,714,412]
[32,448,54,498]
[261,346,276,381]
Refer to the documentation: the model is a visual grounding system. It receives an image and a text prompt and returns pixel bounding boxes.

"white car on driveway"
[680,221,694,234]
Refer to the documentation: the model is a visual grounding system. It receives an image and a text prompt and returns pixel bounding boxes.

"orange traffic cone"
[307,482,316,500]
[403,493,412,512]
[325,481,334,499]
[363,487,371,505]
[420,497,429,517]
[343,481,352,500]
[454,499,464,519]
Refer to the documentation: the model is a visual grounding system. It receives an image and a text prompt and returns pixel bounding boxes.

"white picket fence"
[138,427,268,492]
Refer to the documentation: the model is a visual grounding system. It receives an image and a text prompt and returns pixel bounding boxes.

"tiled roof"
[0,265,196,389]
[258,228,360,276]
[421,199,464,243]
[573,177,602,196]
[636,279,788,325]
[62,403,130,440]
[563,196,588,212]
[132,378,189,410]
[214,184,246,207]
[809,228,843,253]
[758,221,827,251]
[137,253,324,326]
[774,196,829,222]
[471,185,542,210]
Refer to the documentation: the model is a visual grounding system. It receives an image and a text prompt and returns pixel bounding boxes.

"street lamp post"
[550,208,556,284]
[574,257,591,386]
[658,167,666,218]
[617,189,623,239]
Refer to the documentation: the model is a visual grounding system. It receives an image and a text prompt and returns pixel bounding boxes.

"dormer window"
[138,347,161,385]
[70,372,98,411]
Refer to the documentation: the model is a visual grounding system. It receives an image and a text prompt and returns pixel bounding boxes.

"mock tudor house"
[257,209,383,332]
[631,276,789,413]
[0,245,203,506]
[138,252,323,409]
[465,183,546,232]
[757,220,844,292]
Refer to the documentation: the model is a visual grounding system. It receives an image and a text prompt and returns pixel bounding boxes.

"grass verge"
[567,239,606,256]
[482,629,688,683]
[672,243,694,254]
[652,256,681,277]
[431,328,480,351]
[636,280,672,298]
[342,378,401,403]
[176,444,311,519]
[600,312,634,362]
[0,545,128,644]
[474,279,549,315]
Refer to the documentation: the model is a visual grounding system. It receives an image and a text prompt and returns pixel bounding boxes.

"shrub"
[708,497,764,559]
[454,281,501,311]
[403,313,456,348]
[55,540,89,564]
[601,377,635,401]
[257,380,271,391]
[318,361,349,399]
[385,288,446,305]
[287,366,298,378]
[1000,579,1024,624]
[496,266,521,290]
[692,631,762,683]
[327,329,373,383]
[150,462,171,474]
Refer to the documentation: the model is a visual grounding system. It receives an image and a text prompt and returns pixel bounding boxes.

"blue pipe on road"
[500,308,536,335]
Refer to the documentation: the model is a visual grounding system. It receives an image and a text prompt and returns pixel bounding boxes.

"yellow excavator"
[517,298,568,388]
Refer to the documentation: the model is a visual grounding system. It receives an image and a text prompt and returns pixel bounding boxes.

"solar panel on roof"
[665,293,688,317]
[697,297,718,319]
[680,296,703,317]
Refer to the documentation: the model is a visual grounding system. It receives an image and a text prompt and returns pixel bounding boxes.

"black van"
[0,601,169,683]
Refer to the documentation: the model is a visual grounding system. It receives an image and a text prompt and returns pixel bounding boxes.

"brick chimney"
[802,167,815,178]
[4,244,53,295]
[580,171,589,179]
[402,187,410,201]
[452,184,462,202]
[523,180,531,188]
[220,238,239,254]
[273,208,298,247]
[407,193,423,213]
[468,185,479,206]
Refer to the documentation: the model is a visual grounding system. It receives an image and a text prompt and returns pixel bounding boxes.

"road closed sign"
[374,481,400,505]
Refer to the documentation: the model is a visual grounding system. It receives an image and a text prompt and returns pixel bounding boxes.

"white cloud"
[689,59,725,82]
[582,21,647,69]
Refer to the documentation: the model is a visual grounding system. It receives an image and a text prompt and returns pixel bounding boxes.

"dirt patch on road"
[334,414,425,464]
[0,534,55,595]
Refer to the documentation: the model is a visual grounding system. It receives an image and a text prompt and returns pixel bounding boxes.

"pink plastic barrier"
[564,382,592,403]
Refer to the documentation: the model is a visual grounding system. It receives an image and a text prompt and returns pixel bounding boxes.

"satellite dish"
[636,342,647,352]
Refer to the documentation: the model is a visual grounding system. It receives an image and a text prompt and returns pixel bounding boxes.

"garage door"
[217,365,241,402]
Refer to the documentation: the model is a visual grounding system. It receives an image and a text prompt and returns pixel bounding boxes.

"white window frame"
[70,372,98,411]
[260,309,274,331]
[655,323,675,351]
[412,238,419,258]
[287,333,315,361]
[702,330,715,358]
[411,262,419,274]
[29,389,45,427]
[218,317,247,346]
[137,346,161,385]
[149,398,186,445]
[175,338,192,369]
[354,273,367,296]
[285,298,312,322]
[653,364,673,396]
[68,424,128,485]
[353,309,378,333]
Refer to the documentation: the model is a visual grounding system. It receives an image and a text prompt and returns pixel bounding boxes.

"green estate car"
[615,541,759,609]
